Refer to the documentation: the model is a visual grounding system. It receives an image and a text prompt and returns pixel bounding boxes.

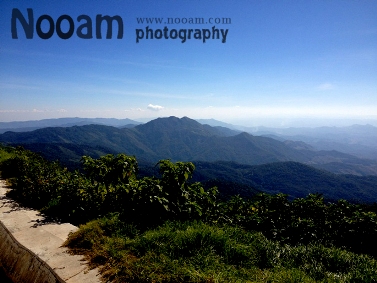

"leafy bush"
[0,147,218,226]
[220,193,377,257]
[1,146,69,208]
[0,145,16,165]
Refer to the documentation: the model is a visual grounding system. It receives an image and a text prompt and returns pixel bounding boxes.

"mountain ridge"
[0,117,141,134]
[3,116,376,160]
[192,160,377,203]
[1,116,377,176]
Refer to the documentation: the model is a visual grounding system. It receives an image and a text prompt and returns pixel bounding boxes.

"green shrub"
[220,193,377,257]
[1,149,219,226]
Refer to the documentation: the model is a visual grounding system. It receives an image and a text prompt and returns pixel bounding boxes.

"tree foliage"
[1,145,377,258]
[1,147,219,227]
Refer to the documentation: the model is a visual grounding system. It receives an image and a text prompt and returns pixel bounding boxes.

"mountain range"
[0,117,141,134]
[2,117,376,161]
[1,116,377,203]
[198,120,377,161]
[1,116,376,175]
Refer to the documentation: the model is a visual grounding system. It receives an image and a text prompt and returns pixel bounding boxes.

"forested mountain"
[3,117,376,161]
[1,116,377,176]
[250,125,377,161]
[191,161,377,203]
[1,116,377,203]
[197,119,377,161]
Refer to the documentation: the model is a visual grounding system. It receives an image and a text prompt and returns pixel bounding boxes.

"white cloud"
[317,83,335,91]
[147,104,164,111]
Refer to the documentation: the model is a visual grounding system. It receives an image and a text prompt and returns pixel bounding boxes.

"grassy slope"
[64,215,377,283]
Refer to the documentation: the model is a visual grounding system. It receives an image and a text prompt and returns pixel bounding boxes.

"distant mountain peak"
[134,116,239,138]
[138,116,203,130]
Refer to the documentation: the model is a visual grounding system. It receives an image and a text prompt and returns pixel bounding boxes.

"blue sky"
[0,0,376,127]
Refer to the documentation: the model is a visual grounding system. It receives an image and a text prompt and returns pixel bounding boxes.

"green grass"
[64,214,377,283]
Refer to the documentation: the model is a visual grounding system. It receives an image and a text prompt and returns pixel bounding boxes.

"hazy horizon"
[1,1,376,127]
[1,115,377,129]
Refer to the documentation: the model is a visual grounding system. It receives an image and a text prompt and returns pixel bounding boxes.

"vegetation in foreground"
[66,215,377,283]
[1,145,377,282]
